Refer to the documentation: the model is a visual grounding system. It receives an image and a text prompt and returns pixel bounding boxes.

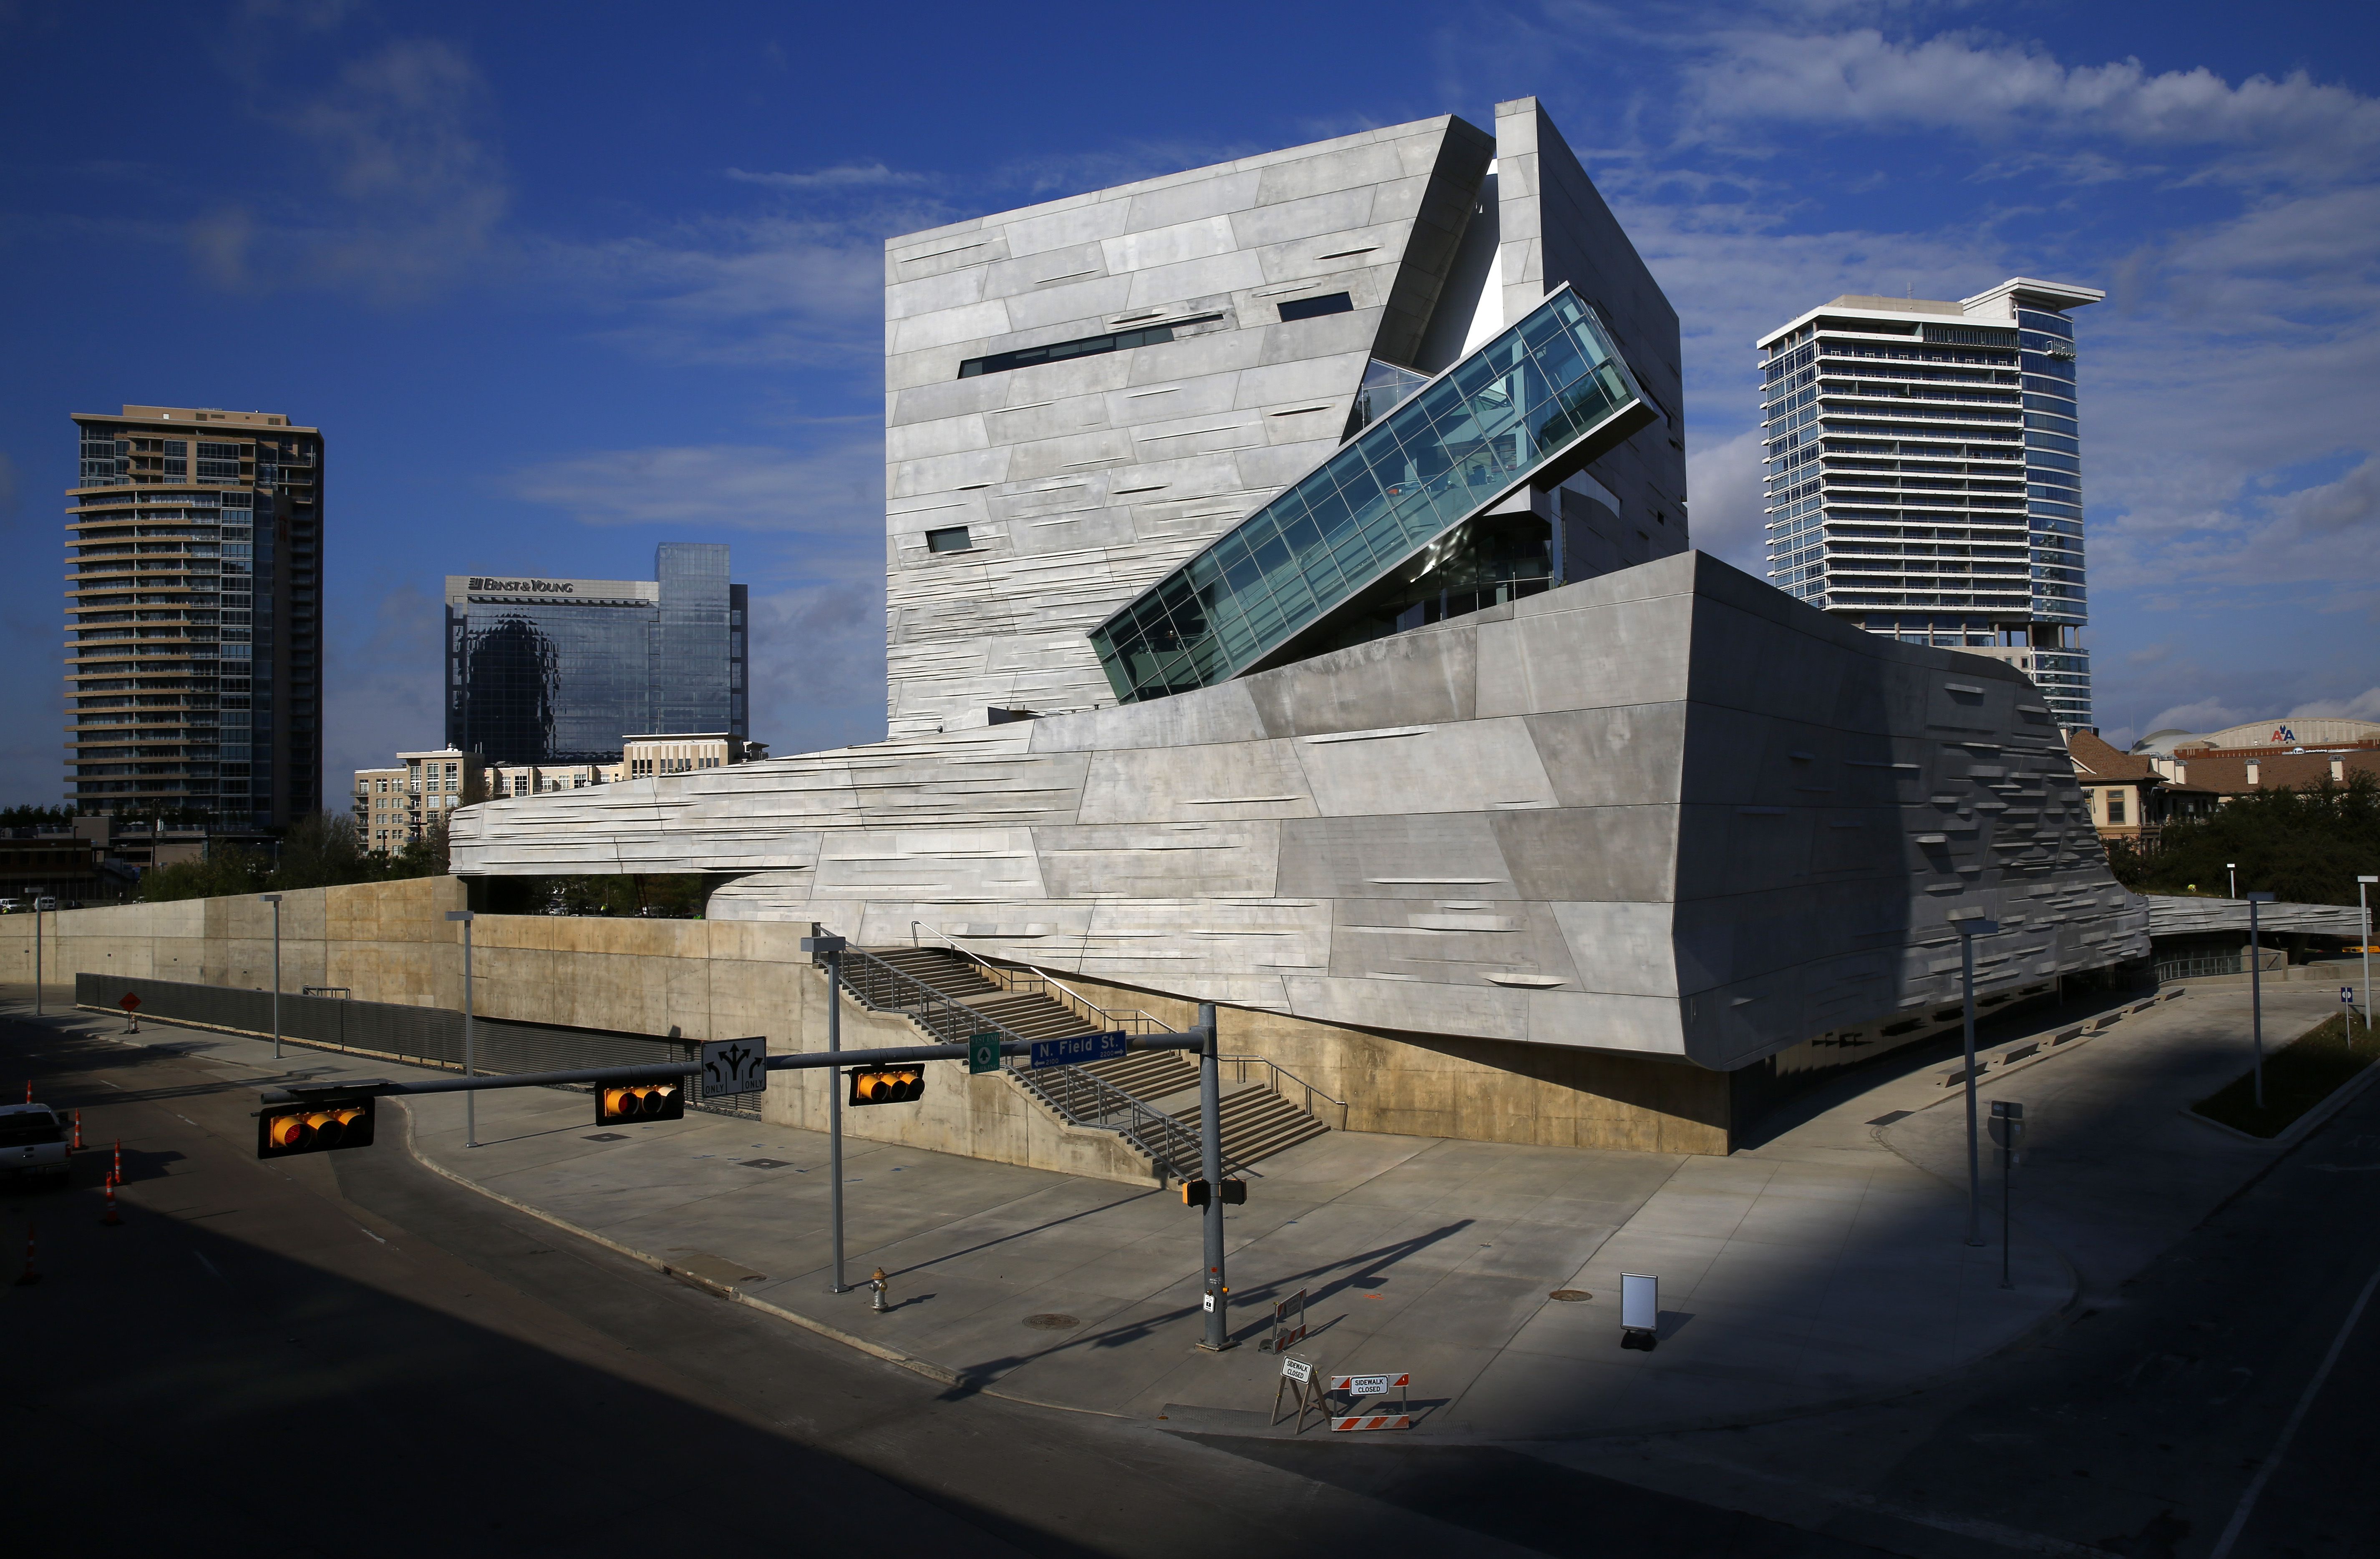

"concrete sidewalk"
[6,990,2099,1443]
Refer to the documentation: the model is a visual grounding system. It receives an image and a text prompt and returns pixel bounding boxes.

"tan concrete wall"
[0,885,1156,1184]
[1026,967,1732,1155]
[3,887,1730,1157]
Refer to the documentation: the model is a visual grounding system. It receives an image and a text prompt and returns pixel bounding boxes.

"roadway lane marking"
[358,1225,387,1245]
[192,1251,228,1285]
[2207,1255,2380,1559]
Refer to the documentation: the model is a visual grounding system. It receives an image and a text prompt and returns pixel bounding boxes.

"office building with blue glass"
[1756,279,2102,729]
[443,543,747,764]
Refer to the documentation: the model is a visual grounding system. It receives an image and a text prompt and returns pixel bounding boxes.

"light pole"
[1953,915,2000,1248]
[2227,862,2237,900]
[1195,1001,1232,1352]
[801,931,849,1294]
[2358,876,2375,1039]
[259,894,283,1060]
[445,909,476,1147]
[2247,891,2276,1108]
[32,896,53,1016]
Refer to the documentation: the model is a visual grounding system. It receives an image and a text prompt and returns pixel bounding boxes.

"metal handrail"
[910,920,1179,1036]
[1221,1053,1349,1132]
[831,931,1223,1176]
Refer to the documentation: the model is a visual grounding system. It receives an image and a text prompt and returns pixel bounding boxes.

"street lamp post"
[445,909,477,1147]
[1953,916,2000,1248]
[2227,862,2236,900]
[259,894,283,1060]
[2358,876,2376,1039]
[2247,892,2276,1109]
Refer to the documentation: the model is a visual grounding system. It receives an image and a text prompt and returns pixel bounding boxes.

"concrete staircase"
[852,945,1329,1169]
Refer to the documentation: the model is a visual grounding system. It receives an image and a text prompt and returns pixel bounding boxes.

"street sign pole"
[1196,1001,1230,1352]
[802,933,851,1294]
[31,897,41,1017]
[1990,1101,2025,1290]
[1954,917,1997,1248]
[2359,876,2376,1040]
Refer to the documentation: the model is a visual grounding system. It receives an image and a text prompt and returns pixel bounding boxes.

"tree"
[2111,773,2380,905]
[0,804,75,829]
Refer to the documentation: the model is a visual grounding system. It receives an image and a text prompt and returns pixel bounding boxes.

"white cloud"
[191,38,510,302]
[322,583,446,786]
[726,163,926,191]
[1683,424,1768,569]
[507,440,881,534]
[1682,28,2380,182]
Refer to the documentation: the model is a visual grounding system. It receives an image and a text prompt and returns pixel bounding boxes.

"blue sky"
[2,0,2374,804]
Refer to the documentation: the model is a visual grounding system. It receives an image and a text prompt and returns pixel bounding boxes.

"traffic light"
[848,1066,925,1106]
[1179,1178,1246,1207]
[257,1098,377,1158]
[596,1079,685,1125]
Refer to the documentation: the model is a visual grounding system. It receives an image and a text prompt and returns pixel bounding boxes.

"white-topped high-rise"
[1756,278,2100,728]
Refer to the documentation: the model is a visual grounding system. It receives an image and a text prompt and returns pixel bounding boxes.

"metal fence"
[73,972,762,1119]
[2152,950,2286,985]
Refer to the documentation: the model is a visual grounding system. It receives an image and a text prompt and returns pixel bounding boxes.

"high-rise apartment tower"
[65,405,324,825]
[1755,279,2100,728]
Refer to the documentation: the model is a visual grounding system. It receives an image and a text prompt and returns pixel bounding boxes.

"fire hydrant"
[869,1267,890,1313]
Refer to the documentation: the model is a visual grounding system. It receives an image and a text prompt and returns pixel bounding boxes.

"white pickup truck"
[1,1103,72,1181]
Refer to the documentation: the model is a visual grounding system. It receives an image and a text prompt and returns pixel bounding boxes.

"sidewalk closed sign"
[700,1036,767,1097]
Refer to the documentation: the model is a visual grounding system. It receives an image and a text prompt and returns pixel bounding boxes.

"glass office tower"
[64,404,323,826]
[444,543,747,764]
[1755,278,2101,729]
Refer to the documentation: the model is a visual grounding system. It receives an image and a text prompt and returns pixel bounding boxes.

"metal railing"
[831,932,1243,1177]
[1221,1054,1349,1132]
[909,920,1179,1036]
[2154,950,2286,985]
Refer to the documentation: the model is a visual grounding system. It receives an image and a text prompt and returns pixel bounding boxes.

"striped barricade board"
[1327,1370,1412,1432]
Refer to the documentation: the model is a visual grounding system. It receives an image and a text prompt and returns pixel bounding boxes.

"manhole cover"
[584,1132,629,1142]
[738,1158,791,1169]
[1023,1313,1080,1330]
[1549,1289,1592,1302]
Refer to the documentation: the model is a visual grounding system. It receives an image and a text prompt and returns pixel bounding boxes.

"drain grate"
[584,1132,629,1142]
[1549,1289,1592,1302]
[738,1158,791,1169]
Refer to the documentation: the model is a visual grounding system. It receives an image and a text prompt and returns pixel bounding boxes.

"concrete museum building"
[449,101,2144,1155]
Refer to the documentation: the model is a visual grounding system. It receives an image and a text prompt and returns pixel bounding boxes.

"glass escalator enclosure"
[1088,286,1656,705]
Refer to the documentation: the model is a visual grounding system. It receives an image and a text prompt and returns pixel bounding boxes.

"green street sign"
[968,1031,1002,1075]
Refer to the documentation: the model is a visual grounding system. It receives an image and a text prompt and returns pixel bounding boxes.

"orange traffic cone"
[71,1111,83,1152]
[13,1221,37,1285]
[101,1176,121,1227]
[113,1139,122,1184]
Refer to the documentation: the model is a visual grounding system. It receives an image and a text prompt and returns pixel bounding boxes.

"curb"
[2176,1042,2380,1149]
[392,1097,972,1392]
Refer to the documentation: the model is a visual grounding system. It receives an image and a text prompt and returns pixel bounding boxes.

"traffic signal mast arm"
[256,1033,1207,1104]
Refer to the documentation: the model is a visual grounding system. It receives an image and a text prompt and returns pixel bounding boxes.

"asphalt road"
[1,1012,1882,1557]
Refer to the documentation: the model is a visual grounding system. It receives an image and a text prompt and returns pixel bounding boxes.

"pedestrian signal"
[1179,1178,1247,1208]
[849,1066,925,1106]
[257,1098,377,1159]
[596,1080,685,1125]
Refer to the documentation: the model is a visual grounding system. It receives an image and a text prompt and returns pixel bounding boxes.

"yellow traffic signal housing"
[596,1080,685,1125]
[257,1098,377,1159]
[1179,1179,1247,1207]
[848,1066,925,1106]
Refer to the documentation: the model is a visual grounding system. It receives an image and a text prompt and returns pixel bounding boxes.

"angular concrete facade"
[441,101,2142,1152]
[451,551,2144,1074]
[880,99,1686,739]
